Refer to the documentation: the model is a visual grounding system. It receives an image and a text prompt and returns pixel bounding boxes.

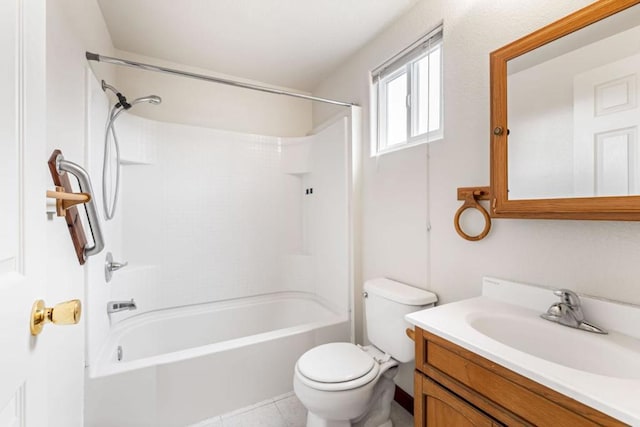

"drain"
[117,345,123,362]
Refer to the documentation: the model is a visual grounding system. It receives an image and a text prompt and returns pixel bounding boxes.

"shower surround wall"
[84,70,352,372]
[121,123,299,308]
[117,117,349,312]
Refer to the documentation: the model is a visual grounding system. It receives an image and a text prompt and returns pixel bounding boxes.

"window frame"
[372,27,443,156]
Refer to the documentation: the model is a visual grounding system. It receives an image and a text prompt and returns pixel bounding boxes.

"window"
[372,26,443,155]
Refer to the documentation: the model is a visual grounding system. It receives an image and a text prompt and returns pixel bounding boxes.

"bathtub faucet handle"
[109,260,128,271]
[105,252,128,282]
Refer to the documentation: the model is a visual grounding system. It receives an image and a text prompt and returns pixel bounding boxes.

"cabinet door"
[417,376,502,427]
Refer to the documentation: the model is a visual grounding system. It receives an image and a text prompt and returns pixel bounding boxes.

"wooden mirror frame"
[490,0,640,220]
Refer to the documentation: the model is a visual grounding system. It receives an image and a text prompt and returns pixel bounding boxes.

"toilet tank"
[364,278,437,363]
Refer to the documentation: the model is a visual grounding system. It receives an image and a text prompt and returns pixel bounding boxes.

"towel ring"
[454,187,492,241]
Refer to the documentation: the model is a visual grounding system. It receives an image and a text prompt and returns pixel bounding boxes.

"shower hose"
[102,105,126,221]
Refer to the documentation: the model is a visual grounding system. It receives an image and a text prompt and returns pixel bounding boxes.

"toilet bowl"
[293,278,437,427]
[294,343,397,427]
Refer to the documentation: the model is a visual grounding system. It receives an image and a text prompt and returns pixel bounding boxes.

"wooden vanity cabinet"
[413,327,626,427]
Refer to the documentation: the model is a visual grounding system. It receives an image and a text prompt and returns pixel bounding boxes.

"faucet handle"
[105,252,128,282]
[554,289,581,307]
[108,260,128,271]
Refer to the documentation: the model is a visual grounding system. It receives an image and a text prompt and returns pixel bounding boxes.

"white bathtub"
[85,292,349,427]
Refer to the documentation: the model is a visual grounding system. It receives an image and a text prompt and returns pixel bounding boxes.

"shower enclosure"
[82,60,358,425]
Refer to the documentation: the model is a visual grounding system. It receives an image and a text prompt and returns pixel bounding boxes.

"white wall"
[312,0,640,394]
[45,1,115,425]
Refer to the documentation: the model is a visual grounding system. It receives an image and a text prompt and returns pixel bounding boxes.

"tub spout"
[107,299,137,314]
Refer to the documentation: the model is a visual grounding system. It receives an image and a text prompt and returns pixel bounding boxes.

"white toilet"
[294,278,437,427]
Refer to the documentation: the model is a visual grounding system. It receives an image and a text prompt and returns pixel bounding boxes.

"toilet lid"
[297,343,375,383]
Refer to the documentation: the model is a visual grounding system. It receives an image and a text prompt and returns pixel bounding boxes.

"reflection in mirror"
[507,4,640,200]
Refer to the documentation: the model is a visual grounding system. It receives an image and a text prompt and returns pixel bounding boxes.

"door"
[574,53,640,196]
[0,0,49,426]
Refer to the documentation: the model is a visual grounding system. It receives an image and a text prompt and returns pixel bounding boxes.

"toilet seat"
[295,343,381,392]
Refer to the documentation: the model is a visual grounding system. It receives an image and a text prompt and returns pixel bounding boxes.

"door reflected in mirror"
[507,4,640,200]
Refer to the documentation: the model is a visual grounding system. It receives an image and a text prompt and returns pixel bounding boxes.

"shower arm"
[56,154,105,258]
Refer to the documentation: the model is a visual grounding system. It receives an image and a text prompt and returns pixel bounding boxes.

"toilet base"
[304,369,397,427]
[306,412,392,427]
[353,372,396,427]
[307,411,351,427]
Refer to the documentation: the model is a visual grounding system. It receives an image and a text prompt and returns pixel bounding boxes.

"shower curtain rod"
[86,52,356,107]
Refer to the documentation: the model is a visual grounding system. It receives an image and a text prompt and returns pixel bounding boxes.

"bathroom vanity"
[406,278,640,426]
[412,328,623,426]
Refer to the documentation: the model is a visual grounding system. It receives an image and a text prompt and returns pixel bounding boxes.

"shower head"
[132,95,162,106]
[102,80,162,110]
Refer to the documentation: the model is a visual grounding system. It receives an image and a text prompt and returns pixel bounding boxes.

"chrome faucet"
[107,299,137,314]
[541,289,607,334]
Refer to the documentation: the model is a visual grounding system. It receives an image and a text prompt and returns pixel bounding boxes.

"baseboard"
[393,385,413,415]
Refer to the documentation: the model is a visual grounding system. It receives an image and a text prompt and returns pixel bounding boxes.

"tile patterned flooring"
[190,392,413,427]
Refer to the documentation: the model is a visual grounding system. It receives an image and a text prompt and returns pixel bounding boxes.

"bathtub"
[85,292,349,427]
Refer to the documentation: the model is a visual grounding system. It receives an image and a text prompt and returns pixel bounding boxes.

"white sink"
[467,313,640,379]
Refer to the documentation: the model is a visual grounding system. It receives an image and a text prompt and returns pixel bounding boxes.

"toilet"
[294,278,437,427]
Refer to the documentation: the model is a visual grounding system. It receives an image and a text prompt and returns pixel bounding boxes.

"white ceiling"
[97,0,419,91]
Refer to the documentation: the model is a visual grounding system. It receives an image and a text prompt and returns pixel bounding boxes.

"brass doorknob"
[30,299,82,336]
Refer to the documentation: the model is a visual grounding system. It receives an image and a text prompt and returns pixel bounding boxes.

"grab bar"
[55,153,105,259]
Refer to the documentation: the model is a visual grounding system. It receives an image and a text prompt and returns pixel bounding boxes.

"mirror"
[490,0,640,220]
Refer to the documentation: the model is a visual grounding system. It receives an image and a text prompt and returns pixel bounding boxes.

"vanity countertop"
[406,278,640,426]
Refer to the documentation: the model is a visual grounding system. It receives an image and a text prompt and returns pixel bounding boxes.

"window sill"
[372,134,443,157]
